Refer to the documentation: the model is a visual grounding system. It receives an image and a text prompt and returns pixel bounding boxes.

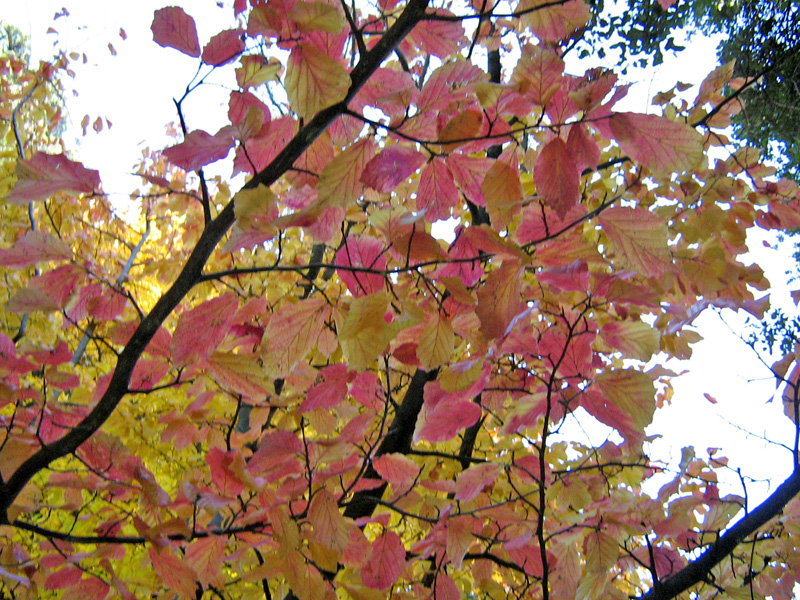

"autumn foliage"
[1,1,800,599]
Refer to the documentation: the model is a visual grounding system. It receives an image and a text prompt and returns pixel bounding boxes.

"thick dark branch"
[344,368,437,520]
[639,470,800,600]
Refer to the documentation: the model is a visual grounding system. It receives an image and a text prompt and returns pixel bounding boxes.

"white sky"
[5,1,799,507]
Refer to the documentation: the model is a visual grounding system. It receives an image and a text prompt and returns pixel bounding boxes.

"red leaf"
[171,293,238,367]
[0,231,72,268]
[202,28,244,66]
[335,235,387,297]
[163,128,234,172]
[151,6,200,57]
[88,288,128,321]
[7,152,101,203]
[362,531,405,590]
[534,137,580,218]
[360,146,425,194]
[44,565,83,590]
[434,574,460,600]
[207,448,247,497]
[27,341,72,366]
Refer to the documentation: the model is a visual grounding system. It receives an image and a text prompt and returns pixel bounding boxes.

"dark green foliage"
[575,0,800,180]
[719,0,799,180]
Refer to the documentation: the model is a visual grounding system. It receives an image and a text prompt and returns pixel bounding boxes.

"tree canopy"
[1,2,800,600]
[582,0,800,180]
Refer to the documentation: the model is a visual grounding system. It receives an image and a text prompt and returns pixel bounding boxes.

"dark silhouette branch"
[639,470,800,600]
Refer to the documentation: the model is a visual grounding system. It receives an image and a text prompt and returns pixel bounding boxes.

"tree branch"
[639,470,800,600]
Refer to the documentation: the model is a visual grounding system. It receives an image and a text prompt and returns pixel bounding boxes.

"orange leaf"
[316,138,376,207]
[309,489,351,552]
[185,536,226,587]
[148,548,198,599]
[372,453,421,488]
[455,462,502,503]
[261,297,329,377]
[482,151,524,229]
[598,207,671,278]
[475,261,524,341]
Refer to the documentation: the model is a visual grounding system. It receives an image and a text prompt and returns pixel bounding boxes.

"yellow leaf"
[583,530,618,572]
[236,55,280,89]
[336,292,391,371]
[308,489,351,552]
[285,42,350,119]
[261,298,329,377]
[596,369,656,434]
[416,312,455,370]
[600,321,660,361]
[288,1,344,34]
[316,138,376,208]
[482,152,523,229]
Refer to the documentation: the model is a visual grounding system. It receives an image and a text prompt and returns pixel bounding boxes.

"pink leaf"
[0,231,72,268]
[418,398,482,443]
[362,531,405,590]
[566,123,600,172]
[434,573,461,600]
[171,293,238,367]
[609,112,703,175]
[416,158,459,222]
[151,6,201,57]
[534,137,580,218]
[299,364,350,412]
[26,341,72,366]
[360,146,425,194]
[202,28,244,66]
[455,462,502,502]
[537,259,590,292]
[7,152,101,203]
[163,128,234,172]
[335,235,387,297]
[372,453,420,488]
